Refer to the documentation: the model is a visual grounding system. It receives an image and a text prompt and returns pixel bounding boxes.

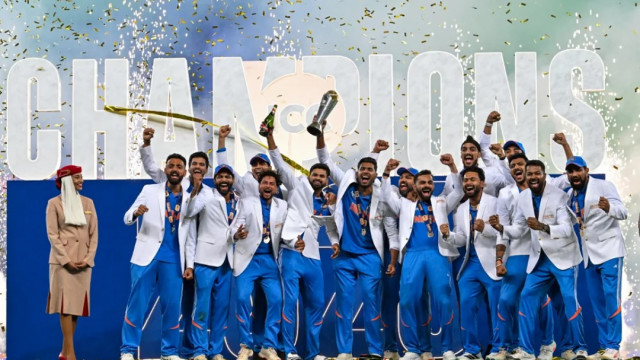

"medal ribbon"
[354,190,371,237]
[417,201,435,236]
[469,204,477,243]
[263,208,271,242]
[314,195,329,216]
[165,184,183,233]
[572,190,584,230]
[227,192,237,225]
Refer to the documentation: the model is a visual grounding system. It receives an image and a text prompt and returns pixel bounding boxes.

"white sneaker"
[314,356,328,360]
[212,355,226,360]
[538,341,556,360]
[420,352,434,360]
[337,354,353,360]
[487,349,507,360]
[259,347,282,360]
[238,346,255,360]
[575,350,588,360]
[443,352,457,360]
[561,350,577,360]
[120,354,135,360]
[587,350,605,360]
[288,354,303,360]
[400,353,420,360]
[193,355,208,360]
[457,353,483,360]
[601,349,619,360]
[385,351,401,360]
[508,349,534,360]
[160,356,183,360]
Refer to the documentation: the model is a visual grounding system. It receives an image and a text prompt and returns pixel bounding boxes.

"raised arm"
[552,132,574,160]
[479,111,503,168]
[316,129,345,186]
[440,154,464,213]
[380,159,402,216]
[216,125,245,195]
[266,130,297,192]
[140,127,168,184]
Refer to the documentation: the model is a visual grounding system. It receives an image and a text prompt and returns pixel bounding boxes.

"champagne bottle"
[259,104,278,137]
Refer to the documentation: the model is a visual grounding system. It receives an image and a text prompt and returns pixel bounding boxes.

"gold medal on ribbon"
[264,236,271,244]
[361,229,366,236]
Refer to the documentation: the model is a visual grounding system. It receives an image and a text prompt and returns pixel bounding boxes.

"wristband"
[382,172,390,177]
[485,122,493,128]
[496,258,503,266]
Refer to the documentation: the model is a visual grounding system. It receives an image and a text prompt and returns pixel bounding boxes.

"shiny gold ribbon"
[104,105,309,175]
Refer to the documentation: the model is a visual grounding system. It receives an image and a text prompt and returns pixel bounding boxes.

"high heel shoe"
[59,354,67,360]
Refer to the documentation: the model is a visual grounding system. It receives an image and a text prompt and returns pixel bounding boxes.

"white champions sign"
[5,50,605,180]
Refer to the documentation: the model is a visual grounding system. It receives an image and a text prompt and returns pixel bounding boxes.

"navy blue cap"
[214,164,234,176]
[250,153,271,166]
[397,167,419,176]
[503,140,525,154]
[565,156,587,170]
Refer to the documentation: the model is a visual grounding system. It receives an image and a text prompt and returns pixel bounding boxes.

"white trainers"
[561,350,577,360]
[487,349,507,360]
[601,349,619,360]
[400,353,421,360]
[538,341,556,360]
[337,354,353,360]
[420,352,434,360]
[120,354,135,360]
[212,355,226,360]
[314,355,328,360]
[238,346,255,360]
[587,350,605,360]
[443,352,457,360]
[287,354,303,360]
[575,350,588,360]
[384,351,401,360]
[259,347,282,360]
[458,352,483,360]
[507,349,533,360]
[193,355,208,360]
[160,356,183,360]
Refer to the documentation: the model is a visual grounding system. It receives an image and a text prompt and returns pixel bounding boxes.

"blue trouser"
[189,260,232,356]
[416,291,433,354]
[382,250,401,353]
[334,251,383,355]
[235,254,283,349]
[585,257,623,350]
[518,253,586,355]
[497,255,554,351]
[458,256,501,355]
[181,277,196,358]
[121,260,183,356]
[400,250,455,353]
[281,249,325,360]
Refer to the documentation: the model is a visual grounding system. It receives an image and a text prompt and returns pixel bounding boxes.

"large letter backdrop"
[0,1,639,359]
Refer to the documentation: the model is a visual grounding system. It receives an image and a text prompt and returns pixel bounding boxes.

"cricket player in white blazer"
[120,153,196,360]
[316,133,399,360]
[380,155,463,360]
[442,166,502,360]
[264,128,339,360]
[183,164,238,360]
[563,155,627,360]
[228,170,288,360]
[489,159,587,360]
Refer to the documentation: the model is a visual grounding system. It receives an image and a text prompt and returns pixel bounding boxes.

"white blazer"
[496,184,530,258]
[448,194,501,280]
[228,196,288,276]
[565,177,627,266]
[317,146,399,259]
[381,177,463,263]
[124,183,195,272]
[503,184,582,273]
[184,184,235,269]
[269,147,339,260]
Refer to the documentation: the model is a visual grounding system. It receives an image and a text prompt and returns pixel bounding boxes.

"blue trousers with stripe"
[585,257,623,350]
[334,251,383,355]
[400,250,455,353]
[235,254,283,349]
[382,250,401,353]
[281,249,325,360]
[189,260,232,357]
[497,255,554,351]
[518,253,586,355]
[121,260,183,356]
[458,257,501,355]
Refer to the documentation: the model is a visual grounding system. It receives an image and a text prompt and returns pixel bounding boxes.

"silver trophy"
[307,90,339,136]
